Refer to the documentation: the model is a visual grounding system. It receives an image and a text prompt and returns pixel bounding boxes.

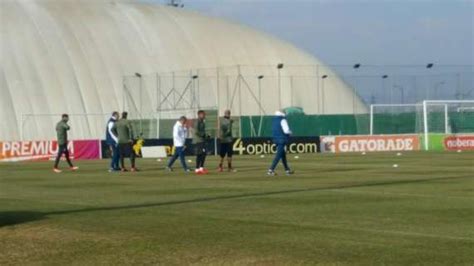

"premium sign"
[0,140,101,162]
[335,135,420,153]
[444,135,474,151]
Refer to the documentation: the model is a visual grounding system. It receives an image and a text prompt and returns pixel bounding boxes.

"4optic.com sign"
[232,138,319,155]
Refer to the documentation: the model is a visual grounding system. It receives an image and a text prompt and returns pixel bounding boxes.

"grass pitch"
[1,152,473,265]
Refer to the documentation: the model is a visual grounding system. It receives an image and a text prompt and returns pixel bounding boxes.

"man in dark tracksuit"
[194,110,210,174]
[53,114,78,173]
[113,112,137,172]
[218,110,235,172]
[106,111,120,172]
[268,110,294,176]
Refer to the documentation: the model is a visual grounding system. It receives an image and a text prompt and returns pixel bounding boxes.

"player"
[193,110,210,174]
[166,116,191,172]
[267,110,294,176]
[53,114,79,173]
[113,112,138,172]
[218,110,235,172]
[105,111,120,172]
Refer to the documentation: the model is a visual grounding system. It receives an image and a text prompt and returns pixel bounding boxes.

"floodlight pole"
[425,63,434,99]
[381,75,388,105]
[277,63,284,110]
[352,63,361,113]
[321,75,328,114]
[257,75,264,116]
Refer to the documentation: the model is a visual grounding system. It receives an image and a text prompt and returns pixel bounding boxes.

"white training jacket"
[173,120,187,147]
[107,117,118,144]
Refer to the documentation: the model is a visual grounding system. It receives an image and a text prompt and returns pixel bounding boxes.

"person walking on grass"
[106,111,120,172]
[267,110,294,176]
[53,114,78,173]
[113,112,138,172]
[194,110,210,175]
[218,110,235,172]
[166,116,191,172]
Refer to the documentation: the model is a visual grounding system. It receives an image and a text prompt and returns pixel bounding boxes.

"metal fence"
[120,64,473,137]
[22,64,473,140]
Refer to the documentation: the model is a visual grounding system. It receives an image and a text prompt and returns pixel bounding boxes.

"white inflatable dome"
[0,0,366,140]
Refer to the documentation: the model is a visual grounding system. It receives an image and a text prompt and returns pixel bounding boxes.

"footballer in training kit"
[166,116,191,172]
[218,110,235,172]
[268,110,294,176]
[53,114,79,173]
[113,112,138,172]
[105,111,120,172]
[193,110,210,174]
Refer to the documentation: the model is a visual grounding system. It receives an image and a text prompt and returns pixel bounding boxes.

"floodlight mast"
[167,0,184,8]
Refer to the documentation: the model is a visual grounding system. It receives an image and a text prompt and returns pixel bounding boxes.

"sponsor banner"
[444,135,474,151]
[320,136,335,153]
[101,139,196,158]
[0,140,100,162]
[233,137,320,155]
[334,135,420,153]
[101,137,320,158]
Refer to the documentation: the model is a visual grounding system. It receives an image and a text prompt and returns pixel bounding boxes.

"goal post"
[370,100,474,151]
[422,100,474,150]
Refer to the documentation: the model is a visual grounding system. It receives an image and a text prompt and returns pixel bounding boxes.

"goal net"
[419,100,474,150]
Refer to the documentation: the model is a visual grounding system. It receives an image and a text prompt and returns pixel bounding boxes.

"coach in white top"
[166,116,190,172]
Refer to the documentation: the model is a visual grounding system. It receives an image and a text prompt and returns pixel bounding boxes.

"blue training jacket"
[272,116,289,144]
[105,118,117,145]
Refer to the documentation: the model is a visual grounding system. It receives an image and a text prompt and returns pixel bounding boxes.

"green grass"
[1,152,473,265]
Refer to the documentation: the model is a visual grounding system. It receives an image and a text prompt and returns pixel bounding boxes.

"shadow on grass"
[0,211,46,227]
[47,175,470,216]
[2,175,471,227]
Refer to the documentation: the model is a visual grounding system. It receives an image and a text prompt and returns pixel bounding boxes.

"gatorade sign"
[444,136,474,151]
[335,135,420,153]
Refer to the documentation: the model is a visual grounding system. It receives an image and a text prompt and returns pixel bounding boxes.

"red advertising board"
[334,135,420,153]
[444,135,474,151]
[0,140,101,162]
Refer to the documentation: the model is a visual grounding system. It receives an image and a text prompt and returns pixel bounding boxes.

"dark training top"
[56,120,70,145]
[193,119,207,144]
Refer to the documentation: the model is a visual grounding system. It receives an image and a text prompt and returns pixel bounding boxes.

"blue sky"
[161,0,473,66]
